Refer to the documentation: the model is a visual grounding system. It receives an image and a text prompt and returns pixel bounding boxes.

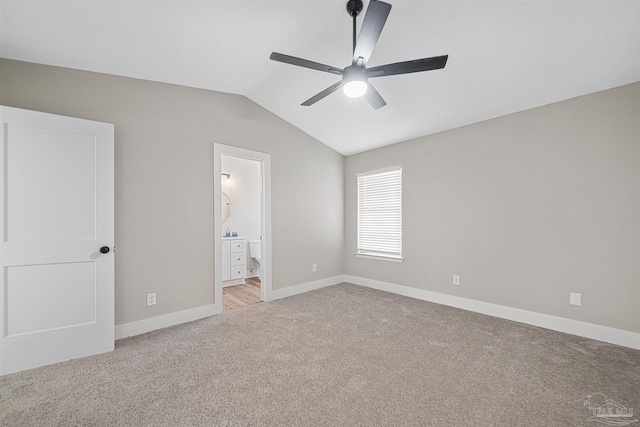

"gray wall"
[0,59,344,326]
[345,82,640,333]
[2,58,637,335]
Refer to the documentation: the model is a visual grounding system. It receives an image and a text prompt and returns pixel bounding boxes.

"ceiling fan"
[270,0,448,109]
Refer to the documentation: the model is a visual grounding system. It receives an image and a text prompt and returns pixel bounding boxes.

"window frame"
[356,166,403,263]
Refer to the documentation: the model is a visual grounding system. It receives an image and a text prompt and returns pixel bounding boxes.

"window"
[357,167,403,262]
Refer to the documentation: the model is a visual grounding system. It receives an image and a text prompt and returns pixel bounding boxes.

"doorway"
[213,144,271,314]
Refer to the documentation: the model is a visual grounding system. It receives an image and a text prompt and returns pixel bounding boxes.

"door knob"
[100,246,110,254]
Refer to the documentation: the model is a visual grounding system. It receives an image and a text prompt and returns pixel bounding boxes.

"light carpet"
[1,283,639,426]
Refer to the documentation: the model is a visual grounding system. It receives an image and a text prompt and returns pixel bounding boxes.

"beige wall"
[345,82,640,333]
[0,59,344,326]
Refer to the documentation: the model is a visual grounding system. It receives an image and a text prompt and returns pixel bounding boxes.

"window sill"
[355,253,404,263]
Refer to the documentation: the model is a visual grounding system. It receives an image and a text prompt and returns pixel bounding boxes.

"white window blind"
[357,167,402,260]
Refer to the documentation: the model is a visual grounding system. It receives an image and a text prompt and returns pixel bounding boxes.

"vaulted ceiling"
[1,1,639,155]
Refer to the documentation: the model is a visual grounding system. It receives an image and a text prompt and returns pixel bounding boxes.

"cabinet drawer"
[230,266,245,279]
[231,253,245,266]
[230,240,245,253]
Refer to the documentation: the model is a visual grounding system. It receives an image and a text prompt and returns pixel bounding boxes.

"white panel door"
[0,106,114,375]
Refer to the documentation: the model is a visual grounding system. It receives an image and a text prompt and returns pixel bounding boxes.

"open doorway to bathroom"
[213,144,271,314]
[221,154,261,311]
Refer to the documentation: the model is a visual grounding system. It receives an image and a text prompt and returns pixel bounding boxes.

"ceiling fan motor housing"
[342,65,367,84]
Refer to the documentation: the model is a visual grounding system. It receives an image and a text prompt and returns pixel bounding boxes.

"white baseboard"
[222,278,244,288]
[345,275,640,350]
[115,304,221,340]
[115,276,342,340]
[267,275,345,301]
[114,276,639,350]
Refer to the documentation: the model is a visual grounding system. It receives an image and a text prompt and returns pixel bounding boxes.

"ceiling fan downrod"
[346,0,363,53]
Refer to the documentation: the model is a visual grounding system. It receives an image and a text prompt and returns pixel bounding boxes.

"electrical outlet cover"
[147,293,157,306]
[570,293,582,306]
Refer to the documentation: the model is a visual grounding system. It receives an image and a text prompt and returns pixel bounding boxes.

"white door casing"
[0,106,114,375]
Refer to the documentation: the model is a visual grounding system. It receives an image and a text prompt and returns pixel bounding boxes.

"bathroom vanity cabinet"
[221,237,246,286]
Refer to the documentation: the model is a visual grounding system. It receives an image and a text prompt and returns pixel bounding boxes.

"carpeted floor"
[1,283,639,426]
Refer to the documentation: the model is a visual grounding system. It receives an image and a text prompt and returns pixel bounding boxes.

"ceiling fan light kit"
[342,66,368,98]
[270,0,448,109]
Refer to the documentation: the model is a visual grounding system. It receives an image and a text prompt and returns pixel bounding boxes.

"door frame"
[213,143,272,311]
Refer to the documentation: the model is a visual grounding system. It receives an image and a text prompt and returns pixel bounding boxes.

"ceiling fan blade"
[270,52,343,75]
[365,83,386,109]
[301,81,344,106]
[367,55,448,78]
[352,0,392,67]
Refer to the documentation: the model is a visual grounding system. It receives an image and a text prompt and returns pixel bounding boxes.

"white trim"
[115,304,220,340]
[355,253,404,263]
[213,143,272,309]
[115,276,640,350]
[267,275,345,301]
[114,276,342,340]
[222,278,245,288]
[345,275,640,350]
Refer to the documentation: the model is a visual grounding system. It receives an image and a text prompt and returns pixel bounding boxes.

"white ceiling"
[1,1,639,155]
